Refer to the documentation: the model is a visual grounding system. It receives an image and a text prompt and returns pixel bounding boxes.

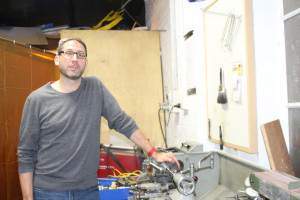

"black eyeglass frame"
[58,50,87,59]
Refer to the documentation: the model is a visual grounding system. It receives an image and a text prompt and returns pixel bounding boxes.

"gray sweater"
[17,76,138,191]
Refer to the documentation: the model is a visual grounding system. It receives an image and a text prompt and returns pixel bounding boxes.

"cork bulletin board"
[204,0,257,153]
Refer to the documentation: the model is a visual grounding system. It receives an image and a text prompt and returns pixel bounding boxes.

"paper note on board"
[232,62,242,102]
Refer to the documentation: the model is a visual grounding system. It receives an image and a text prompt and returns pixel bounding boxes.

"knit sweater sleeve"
[17,95,40,174]
[97,78,139,138]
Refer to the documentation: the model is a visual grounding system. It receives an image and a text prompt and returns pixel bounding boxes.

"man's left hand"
[151,151,180,170]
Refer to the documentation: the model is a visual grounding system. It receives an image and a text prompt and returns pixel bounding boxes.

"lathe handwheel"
[177,176,195,196]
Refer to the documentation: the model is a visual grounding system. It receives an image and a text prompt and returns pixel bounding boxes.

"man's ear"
[85,58,88,68]
[54,55,59,65]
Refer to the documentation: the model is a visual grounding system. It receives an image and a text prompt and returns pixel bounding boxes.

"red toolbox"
[98,146,144,178]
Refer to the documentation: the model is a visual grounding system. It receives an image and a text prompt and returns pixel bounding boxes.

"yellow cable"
[108,169,143,184]
[92,10,125,30]
[92,10,114,30]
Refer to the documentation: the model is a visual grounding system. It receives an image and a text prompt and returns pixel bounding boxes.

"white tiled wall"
[146,0,287,169]
[252,0,288,168]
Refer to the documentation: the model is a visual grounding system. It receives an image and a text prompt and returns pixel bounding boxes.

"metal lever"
[149,161,164,173]
[148,161,196,196]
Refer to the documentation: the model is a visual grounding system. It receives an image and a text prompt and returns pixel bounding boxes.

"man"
[17,38,179,200]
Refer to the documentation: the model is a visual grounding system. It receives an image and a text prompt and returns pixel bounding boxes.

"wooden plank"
[260,119,295,176]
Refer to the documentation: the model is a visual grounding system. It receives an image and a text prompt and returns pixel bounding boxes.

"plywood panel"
[261,119,295,176]
[61,30,164,147]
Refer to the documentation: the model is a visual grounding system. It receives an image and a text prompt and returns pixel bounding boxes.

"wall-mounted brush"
[217,68,227,104]
[219,125,224,150]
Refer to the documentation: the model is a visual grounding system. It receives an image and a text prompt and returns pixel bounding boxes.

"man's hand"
[129,129,180,170]
[151,151,180,170]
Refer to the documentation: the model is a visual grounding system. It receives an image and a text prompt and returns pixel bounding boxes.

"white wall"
[145,0,288,169]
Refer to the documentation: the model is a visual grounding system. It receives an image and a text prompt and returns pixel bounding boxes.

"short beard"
[59,68,85,80]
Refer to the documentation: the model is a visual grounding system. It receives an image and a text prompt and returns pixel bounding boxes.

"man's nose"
[71,53,78,60]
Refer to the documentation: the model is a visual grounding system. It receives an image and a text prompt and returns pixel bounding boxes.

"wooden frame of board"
[203,0,257,153]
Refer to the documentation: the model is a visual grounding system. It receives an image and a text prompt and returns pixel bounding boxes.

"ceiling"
[0,0,145,30]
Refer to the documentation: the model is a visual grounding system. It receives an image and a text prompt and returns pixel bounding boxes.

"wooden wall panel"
[0,42,4,167]
[5,89,30,125]
[0,88,4,125]
[5,124,20,162]
[0,42,4,88]
[32,52,57,90]
[5,46,31,90]
[0,163,7,200]
[0,88,4,187]
[0,123,4,163]
[0,38,58,200]
[6,161,22,200]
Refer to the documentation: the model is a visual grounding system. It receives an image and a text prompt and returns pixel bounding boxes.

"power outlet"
[159,102,171,111]
[168,89,181,112]
[168,89,179,105]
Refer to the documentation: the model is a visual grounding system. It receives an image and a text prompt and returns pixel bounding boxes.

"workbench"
[250,171,300,200]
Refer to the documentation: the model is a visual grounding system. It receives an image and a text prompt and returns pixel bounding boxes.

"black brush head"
[217,68,227,104]
[217,92,227,104]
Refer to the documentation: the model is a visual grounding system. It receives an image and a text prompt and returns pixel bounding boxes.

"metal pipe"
[0,37,55,56]
[281,8,300,21]
[198,151,214,169]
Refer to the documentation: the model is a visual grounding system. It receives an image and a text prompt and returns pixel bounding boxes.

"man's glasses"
[58,50,87,59]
